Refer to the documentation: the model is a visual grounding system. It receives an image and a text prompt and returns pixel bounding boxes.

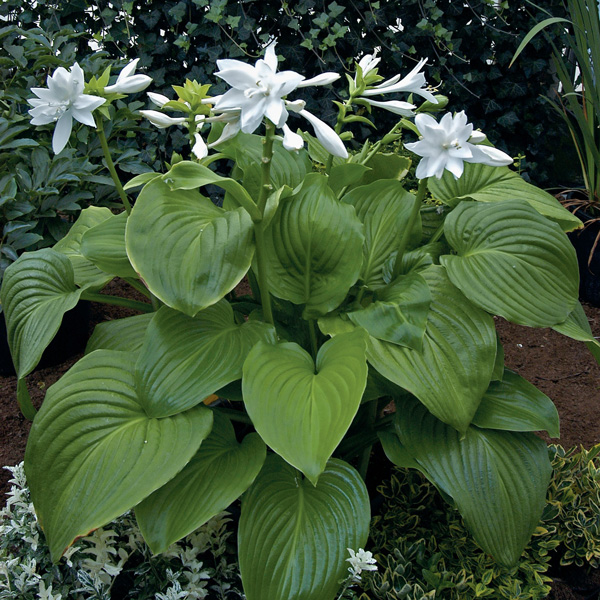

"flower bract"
[28,63,106,154]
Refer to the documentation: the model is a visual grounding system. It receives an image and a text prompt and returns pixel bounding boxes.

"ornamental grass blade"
[367,266,496,432]
[262,173,364,318]
[242,329,368,484]
[238,455,369,600]
[394,396,552,567]
[136,302,276,417]
[441,200,579,327]
[24,350,213,561]
[136,412,266,554]
[126,178,255,317]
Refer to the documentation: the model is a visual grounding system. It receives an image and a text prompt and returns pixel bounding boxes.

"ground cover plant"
[1,39,597,600]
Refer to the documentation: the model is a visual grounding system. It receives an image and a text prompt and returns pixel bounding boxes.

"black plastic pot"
[568,208,600,306]
[0,301,91,376]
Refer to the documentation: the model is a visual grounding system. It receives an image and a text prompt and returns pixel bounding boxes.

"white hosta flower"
[298,109,348,158]
[297,72,340,87]
[356,51,381,80]
[281,124,304,151]
[362,57,438,104]
[28,62,106,154]
[346,548,377,579]
[361,98,416,117]
[139,110,187,129]
[405,111,513,179]
[192,132,208,159]
[105,58,152,94]
[147,91,171,107]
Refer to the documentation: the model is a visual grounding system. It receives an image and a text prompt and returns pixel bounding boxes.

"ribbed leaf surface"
[428,162,581,232]
[342,179,418,289]
[1,249,83,378]
[553,302,600,364]
[24,350,212,561]
[394,397,552,567]
[242,329,368,484]
[239,455,369,600]
[472,369,559,436]
[53,206,114,288]
[126,179,254,316]
[367,266,496,432]
[441,201,579,326]
[85,313,153,355]
[136,413,265,553]
[136,303,276,417]
[263,173,364,318]
[81,212,137,278]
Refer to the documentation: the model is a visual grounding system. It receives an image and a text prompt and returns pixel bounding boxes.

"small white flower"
[105,58,152,94]
[28,63,106,154]
[139,110,187,129]
[297,109,348,158]
[192,133,208,159]
[346,547,377,579]
[405,111,513,179]
[281,124,304,151]
[362,57,438,104]
[361,98,416,116]
[148,92,171,107]
[297,72,340,88]
[356,51,381,80]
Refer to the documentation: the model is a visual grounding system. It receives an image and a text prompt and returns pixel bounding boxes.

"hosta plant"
[1,41,594,600]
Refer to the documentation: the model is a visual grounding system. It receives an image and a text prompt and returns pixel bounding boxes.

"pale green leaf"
[85,313,154,355]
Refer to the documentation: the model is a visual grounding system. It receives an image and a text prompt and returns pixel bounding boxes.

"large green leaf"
[393,397,552,567]
[80,212,137,278]
[367,266,496,432]
[428,162,582,232]
[136,412,265,553]
[472,369,559,437]
[553,301,600,364]
[85,313,154,355]
[441,201,579,327]
[1,249,83,378]
[53,206,114,288]
[126,178,255,317]
[24,350,213,561]
[348,272,431,350]
[242,329,368,484]
[342,179,419,289]
[136,302,276,418]
[239,455,369,600]
[262,173,364,318]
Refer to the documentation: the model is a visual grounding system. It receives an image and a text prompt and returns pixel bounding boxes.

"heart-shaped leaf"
[472,369,559,436]
[393,396,552,567]
[126,178,255,316]
[441,201,579,327]
[348,272,430,350]
[136,412,266,553]
[81,212,137,278]
[367,266,496,432]
[238,455,369,600]
[342,180,419,289]
[53,206,114,288]
[262,173,364,318]
[86,313,154,355]
[24,349,213,561]
[136,302,277,417]
[1,249,83,378]
[242,329,368,484]
[428,162,582,232]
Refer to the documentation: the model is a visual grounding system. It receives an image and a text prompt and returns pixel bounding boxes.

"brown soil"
[1,283,599,599]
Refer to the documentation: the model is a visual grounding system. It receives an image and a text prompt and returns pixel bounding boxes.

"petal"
[415,158,432,179]
[469,130,487,144]
[272,70,305,97]
[30,87,63,102]
[69,63,86,96]
[285,99,306,113]
[467,144,513,167]
[264,98,287,128]
[105,74,152,94]
[282,124,304,151]
[72,94,105,111]
[263,39,278,72]
[148,92,170,107]
[299,109,347,158]
[192,133,208,159]
[29,112,56,126]
[214,89,246,112]
[215,62,257,89]
[239,98,266,133]
[362,98,415,116]
[208,120,241,147]
[71,106,98,127]
[52,113,73,154]
[139,110,187,128]
[118,58,139,81]
[427,152,449,179]
[445,155,465,179]
[297,72,340,87]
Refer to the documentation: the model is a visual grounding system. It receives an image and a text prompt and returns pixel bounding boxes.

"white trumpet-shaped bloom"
[28,62,106,154]
[147,92,171,107]
[139,110,187,129]
[405,111,513,179]
[192,132,208,159]
[356,51,381,80]
[362,58,438,104]
[361,98,416,117]
[105,58,152,94]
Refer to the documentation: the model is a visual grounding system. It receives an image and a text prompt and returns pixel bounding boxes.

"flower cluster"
[346,547,378,580]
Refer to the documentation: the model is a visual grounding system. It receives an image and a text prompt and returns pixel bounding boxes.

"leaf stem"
[96,117,132,215]
[80,291,153,312]
[308,319,318,360]
[358,399,378,481]
[391,178,428,280]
